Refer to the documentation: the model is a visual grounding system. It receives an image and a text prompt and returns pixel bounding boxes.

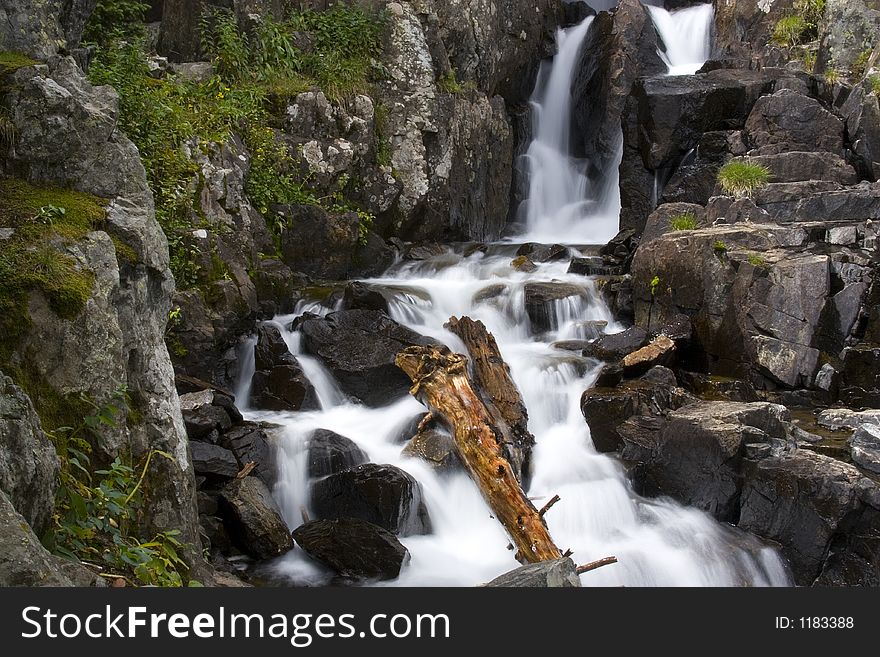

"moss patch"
[0,179,106,362]
[0,51,38,77]
[4,360,92,433]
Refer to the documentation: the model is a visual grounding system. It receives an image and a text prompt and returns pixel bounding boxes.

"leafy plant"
[669,212,698,231]
[83,0,150,46]
[713,240,727,253]
[650,275,661,298]
[870,75,880,95]
[46,387,194,586]
[717,161,771,197]
[437,69,475,94]
[772,16,810,49]
[824,68,841,85]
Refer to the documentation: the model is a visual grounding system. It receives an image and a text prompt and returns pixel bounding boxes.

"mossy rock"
[0,51,38,77]
[0,179,107,363]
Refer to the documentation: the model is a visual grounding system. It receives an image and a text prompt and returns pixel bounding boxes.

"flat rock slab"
[484,558,581,587]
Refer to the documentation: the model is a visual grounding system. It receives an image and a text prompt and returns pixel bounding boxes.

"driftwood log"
[395,342,563,563]
[445,316,535,483]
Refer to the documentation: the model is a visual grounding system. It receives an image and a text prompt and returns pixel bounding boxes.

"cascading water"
[646,3,715,76]
[519,17,620,245]
[236,13,791,587]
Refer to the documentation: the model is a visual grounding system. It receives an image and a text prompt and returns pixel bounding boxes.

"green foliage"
[853,49,874,79]
[0,106,16,146]
[713,240,727,253]
[0,51,38,77]
[669,212,698,231]
[437,69,475,94]
[772,16,810,49]
[870,75,880,95]
[89,6,383,287]
[0,179,106,361]
[45,389,192,586]
[650,275,661,298]
[717,160,771,197]
[824,68,841,85]
[795,0,826,27]
[747,253,767,268]
[83,0,149,46]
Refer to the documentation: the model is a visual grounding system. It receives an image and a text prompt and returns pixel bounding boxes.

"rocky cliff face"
[0,5,202,583]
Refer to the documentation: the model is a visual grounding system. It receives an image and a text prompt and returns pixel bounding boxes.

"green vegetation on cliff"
[0,179,105,362]
[86,6,384,289]
[717,161,771,197]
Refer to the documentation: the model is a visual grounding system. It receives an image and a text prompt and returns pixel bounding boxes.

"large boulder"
[298,309,439,407]
[743,89,845,155]
[818,0,880,78]
[0,491,72,586]
[307,429,368,478]
[739,449,877,585]
[630,223,873,389]
[851,424,880,473]
[222,422,277,488]
[190,442,239,480]
[249,324,318,412]
[731,152,858,186]
[310,463,431,536]
[219,476,294,559]
[485,558,581,587]
[0,0,94,59]
[292,518,410,581]
[0,373,59,537]
[624,401,791,522]
[587,326,648,361]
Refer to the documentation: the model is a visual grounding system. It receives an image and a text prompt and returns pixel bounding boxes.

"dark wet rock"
[293,518,409,581]
[706,196,771,225]
[516,242,568,262]
[840,81,880,180]
[485,557,581,587]
[567,256,621,276]
[851,425,880,473]
[840,345,880,407]
[551,340,595,352]
[629,402,791,522]
[677,372,761,403]
[739,450,873,585]
[222,423,277,488]
[311,463,431,536]
[581,375,694,453]
[219,477,294,560]
[0,373,59,537]
[473,284,508,305]
[523,282,588,333]
[0,491,74,586]
[402,427,461,472]
[341,282,389,313]
[593,363,624,389]
[743,89,845,155]
[299,310,439,407]
[308,429,368,478]
[180,390,234,440]
[190,442,240,480]
[250,324,318,412]
[587,326,649,361]
[600,228,640,266]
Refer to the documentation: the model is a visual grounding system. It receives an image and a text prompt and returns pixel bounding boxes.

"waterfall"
[646,3,715,76]
[232,10,791,588]
[520,17,620,245]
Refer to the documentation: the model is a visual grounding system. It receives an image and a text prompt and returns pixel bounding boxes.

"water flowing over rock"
[307,429,368,478]
[298,309,440,407]
[250,324,318,412]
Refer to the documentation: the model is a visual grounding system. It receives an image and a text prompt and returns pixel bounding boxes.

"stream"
[236,5,793,587]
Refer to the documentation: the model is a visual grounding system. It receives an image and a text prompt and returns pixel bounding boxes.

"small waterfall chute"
[647,3,715,76]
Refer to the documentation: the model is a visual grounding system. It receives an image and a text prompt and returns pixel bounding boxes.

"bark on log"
[445,316,535,483]
[396,346,562,563]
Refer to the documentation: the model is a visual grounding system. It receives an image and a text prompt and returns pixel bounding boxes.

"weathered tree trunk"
[396,346,562,563]
[445,316,535,484]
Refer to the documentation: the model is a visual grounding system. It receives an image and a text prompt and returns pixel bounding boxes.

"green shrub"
[44,389,195,586]
[437,69,475,94]
[650,275,661,297]
[747,253,767,268]
[83,0,149,45]
[713,240,727,253]
[869,75,880,95]
[717,161,771,197]
[669,212,698,231]
[772,16,810,48]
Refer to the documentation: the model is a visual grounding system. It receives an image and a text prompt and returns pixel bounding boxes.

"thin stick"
[538,494,561,518]
[576,556,618,574]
